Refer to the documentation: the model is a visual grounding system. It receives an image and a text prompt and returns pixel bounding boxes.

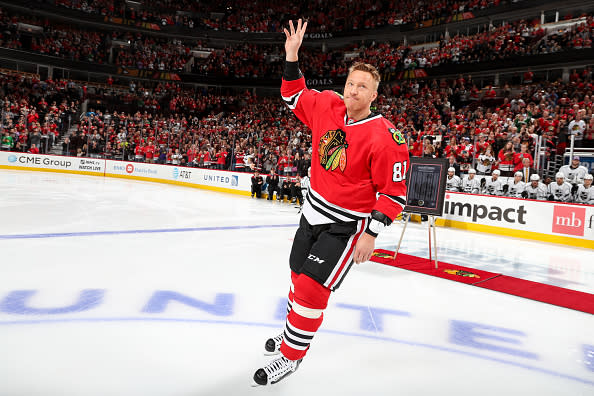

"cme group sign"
[7,153,72,169]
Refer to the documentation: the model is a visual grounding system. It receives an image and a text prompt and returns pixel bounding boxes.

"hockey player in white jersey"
[300,167,311,203]
[481,169,503,196]
[462,168,481,194]
[446,167,462,192]
[575,174,594,204]
[559,156,589,184]
[505,171,526,198]
[522,174,548,200]
[548,172,573,202]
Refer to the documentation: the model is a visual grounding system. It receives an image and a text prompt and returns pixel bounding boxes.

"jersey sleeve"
[369,128,409,221]
[280,76,319,130]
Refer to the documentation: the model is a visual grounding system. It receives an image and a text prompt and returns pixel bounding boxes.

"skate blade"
[263,350,281,356]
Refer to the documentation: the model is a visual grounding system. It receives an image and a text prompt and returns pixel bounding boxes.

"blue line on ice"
[0,224,300,240]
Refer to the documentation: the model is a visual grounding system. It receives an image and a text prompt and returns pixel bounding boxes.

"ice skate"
[264,333,283,355]
[252,355,302,386]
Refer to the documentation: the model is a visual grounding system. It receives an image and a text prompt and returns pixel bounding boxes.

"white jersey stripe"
[344,114,383,126]
[379,193,406,208]
[282,90,304,110]
[308,187,370,218]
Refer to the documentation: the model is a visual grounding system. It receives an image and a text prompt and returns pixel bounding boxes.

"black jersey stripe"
[379,193,406,206]
[305,194,343,223]
[282,90,303,109]
[307,189,361,221]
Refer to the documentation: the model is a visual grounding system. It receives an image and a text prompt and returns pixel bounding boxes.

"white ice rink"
[1,170,593,396]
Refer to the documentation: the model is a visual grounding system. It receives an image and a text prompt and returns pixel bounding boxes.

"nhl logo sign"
[126,164,134,174]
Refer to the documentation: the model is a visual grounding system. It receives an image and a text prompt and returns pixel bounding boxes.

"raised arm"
[283,19,308,62]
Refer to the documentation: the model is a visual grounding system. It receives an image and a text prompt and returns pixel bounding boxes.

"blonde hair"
[348,62,380,90]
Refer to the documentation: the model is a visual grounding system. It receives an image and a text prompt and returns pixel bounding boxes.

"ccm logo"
[552,205,585,237]
[308,254,325,264]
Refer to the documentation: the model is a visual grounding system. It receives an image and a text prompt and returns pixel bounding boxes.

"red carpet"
[370,249,594,314]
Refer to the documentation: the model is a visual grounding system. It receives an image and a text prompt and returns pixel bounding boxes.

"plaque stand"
[395,213,439,269]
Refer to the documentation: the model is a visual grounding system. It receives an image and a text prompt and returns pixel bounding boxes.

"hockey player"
[575,174,594,204]
[548,172,573,202]
[482,169,503,196]
[446,167,462,192]
[253,19,409,386]
[522,174,548,200]
[559,156,589,184]
[300,167,311,198]
[506,171,526,198]
[461,168,481,194]
[521,174,546,200]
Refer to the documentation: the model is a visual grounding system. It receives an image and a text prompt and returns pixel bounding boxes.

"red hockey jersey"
[281,76,408,225]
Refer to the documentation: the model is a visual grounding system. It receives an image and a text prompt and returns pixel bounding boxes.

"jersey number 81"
[393,161,407,182]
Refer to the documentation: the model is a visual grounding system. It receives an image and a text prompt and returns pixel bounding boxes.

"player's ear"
[372,91,378,102]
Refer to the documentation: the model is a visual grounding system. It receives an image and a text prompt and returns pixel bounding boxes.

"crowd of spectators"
[0,71,79,154]
[400,16,593,70]
[0,63,592,205]
[1,6,592,79]
[112,33,193,72]
[4,63,594,176]
[193,15,594,80]
[53,0,510,33]
[0,8,107,63]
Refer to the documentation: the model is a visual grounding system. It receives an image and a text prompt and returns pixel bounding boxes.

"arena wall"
[1,152,592,249]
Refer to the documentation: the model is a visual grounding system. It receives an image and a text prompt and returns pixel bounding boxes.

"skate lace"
[263,357,294,381]
[273,333,283,346]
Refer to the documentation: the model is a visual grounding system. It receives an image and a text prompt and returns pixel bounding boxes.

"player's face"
[514,175,521,182]
[468,173,475,179]
[343,70,378,116]
[556,177,564,185]
[493,174,499,180]
[448,171,454,177]
[572,159,579,167]
[531,181,538,187]
[585,179,592,188]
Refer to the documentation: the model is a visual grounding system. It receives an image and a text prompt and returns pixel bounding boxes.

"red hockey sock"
[280,273,331,361]
[286,271,298,313]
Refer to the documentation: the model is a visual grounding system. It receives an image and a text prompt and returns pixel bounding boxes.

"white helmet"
[448,167,455,172]
[530,174,540,181]
[555,172,565,179]
[514,171,522,177]
[468,168,476,174]
[492,169,501,175]
[585,174,593,180]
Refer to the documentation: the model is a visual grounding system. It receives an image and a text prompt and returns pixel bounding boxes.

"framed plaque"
[403,157,448,216]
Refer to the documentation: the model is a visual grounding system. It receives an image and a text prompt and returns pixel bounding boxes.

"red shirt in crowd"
[513,152,534,171]
[144,144,156,159]
[216,151,227,165]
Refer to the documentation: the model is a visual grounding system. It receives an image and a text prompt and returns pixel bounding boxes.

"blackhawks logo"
[319,129,348,172]
[372,251,394,259]
[389,128,406,145]
[443,269,480,278]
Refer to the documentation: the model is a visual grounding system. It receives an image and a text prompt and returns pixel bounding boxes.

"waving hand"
[284,19,308,62]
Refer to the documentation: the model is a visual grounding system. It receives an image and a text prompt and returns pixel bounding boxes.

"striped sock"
[280,273,331,361]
